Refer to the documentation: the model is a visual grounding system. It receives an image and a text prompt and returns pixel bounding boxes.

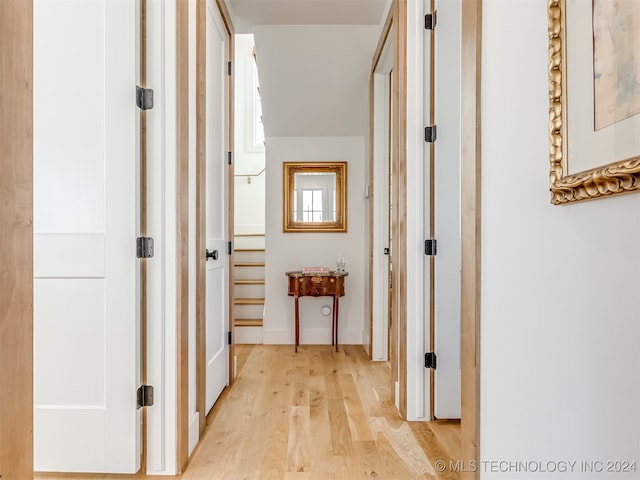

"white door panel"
[34,0,140,472]
[205,0,230,415]
[433,0,462,419]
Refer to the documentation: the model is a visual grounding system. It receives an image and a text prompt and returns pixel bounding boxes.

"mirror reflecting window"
[283,162,347,232]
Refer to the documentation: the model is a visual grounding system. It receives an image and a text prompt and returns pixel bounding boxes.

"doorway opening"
[232,33,267,347]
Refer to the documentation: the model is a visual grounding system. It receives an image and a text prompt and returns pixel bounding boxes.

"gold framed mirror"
[283,162,347,233]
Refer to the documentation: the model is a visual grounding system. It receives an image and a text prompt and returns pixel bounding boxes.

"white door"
[432,0,462,419]
[205,0,230,414]
[371,33,394,362]
[33,0,140,473]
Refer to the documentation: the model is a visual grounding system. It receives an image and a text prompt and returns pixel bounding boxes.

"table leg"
[294,296,300,353]
[334,296,339,352]
[331,296,336,346]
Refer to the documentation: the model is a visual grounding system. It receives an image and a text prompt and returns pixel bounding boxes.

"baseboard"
[262,328,363,345]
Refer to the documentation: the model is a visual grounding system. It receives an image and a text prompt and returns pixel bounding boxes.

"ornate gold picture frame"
[548,0,640,205]
[283,162,347,233]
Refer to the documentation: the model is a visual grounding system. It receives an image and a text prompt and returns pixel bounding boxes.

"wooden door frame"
[0,1,33,479]
[460,0,481,477]
[368,0,482,477]
[177,0,235,470]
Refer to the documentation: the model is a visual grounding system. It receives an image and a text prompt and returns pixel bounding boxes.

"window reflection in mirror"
[283,162,347,232]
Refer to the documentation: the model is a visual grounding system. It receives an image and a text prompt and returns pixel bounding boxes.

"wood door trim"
[427,0,436,422]
[222,2,235,389]
[195,0,207,437]
[0,1,34,478]
[140,0,150,470]
[176,0,189,471]
[393,0,408,419]
[461,0,482,478]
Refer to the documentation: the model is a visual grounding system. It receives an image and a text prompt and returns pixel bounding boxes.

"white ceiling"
[228,0,389,33]
[254,25,379,137]
[227,0,389,138]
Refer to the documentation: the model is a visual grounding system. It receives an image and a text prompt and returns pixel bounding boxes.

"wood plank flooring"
[36,345,460,480]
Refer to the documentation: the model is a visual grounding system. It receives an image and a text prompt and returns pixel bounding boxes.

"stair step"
[234,279,265,285]
[235,319,263,327]
[234,298,265,305]
[234,248,266,252]
[235,262,265,267]
[234,233,265,237]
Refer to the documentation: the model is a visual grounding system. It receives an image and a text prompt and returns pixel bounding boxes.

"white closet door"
[34,0,140,472]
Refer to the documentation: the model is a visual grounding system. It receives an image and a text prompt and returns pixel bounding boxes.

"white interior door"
[33,0,140,472]
[432,0,462,419]
[371,33,394,362]
[205,0,230,414]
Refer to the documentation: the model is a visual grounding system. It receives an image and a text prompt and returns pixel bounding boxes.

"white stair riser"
[234,284,265,298]
[233,236,265,250]
[234,304,264,319]
[234,266,265,279]
[234,250,265,263]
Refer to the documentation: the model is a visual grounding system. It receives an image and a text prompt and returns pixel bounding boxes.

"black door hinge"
[137,237,154,258]
[228,241,233,255]
[425,125,437,143]
[227,331,232,345]
[136,86,154,110]
[424,239,437,256]
[227,151,232,165]
[137,384,154,408]
[227,61,232,76]
[425,352,437,369]
[425,11,437,30]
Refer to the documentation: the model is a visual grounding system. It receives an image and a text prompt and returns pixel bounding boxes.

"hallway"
[36,345,461,480]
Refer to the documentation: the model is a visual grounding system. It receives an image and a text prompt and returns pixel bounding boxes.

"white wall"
[480,1,640,477]
[264,136,367,345]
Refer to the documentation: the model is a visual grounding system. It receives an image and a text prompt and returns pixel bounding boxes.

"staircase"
[233,233,265,344]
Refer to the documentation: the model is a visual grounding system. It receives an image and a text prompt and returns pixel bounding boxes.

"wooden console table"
[286,271,348,352]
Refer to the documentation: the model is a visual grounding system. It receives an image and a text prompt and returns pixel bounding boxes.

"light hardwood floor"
[36,345,460,480]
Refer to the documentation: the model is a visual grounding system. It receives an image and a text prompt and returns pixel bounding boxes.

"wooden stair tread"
[234,279,265,285]
[234,319,263,327]
[234,233,265,237]
[234,248,266,252]
[234,298,265,305]
[235,262,265,267]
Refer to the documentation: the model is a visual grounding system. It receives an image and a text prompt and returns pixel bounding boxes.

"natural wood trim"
[368,3,394,362]
[220,0,236,388]
[235,262,265,267]
[140,0,150,470]
[0,1,33,478]
[393,0,408,419]
[427,0,436,421]
[234,279,265,285]
[371,6,394,73]
[234,319,263,327]
[234,298,265,305]
[461,0,482,478]
[176,0,190,471]
[195,0,207,437]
